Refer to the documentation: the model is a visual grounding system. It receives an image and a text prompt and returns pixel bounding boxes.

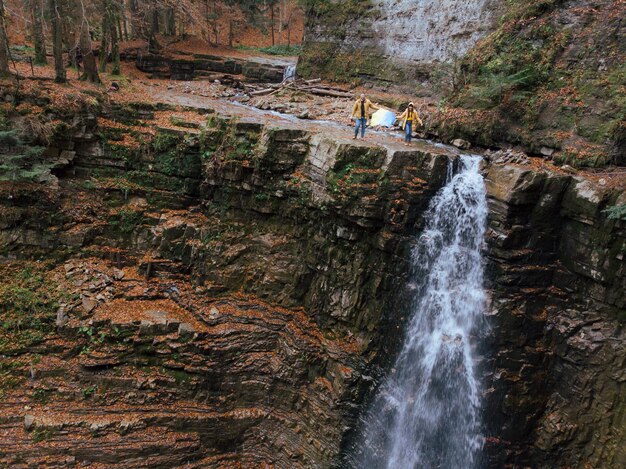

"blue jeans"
[354,118,366,138]
[405,121,413,142]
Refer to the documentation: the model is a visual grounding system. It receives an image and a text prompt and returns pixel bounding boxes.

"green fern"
[464,68,539,108]
[0,130,48,182]
[604,204,626,221]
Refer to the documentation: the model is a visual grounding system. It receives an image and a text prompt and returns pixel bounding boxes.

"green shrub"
[32,428,57,442]
[0,264,63,355]
[235,44,302,56]
[109,208,144,235]
[259,45,302,56]
[31,387,52,404]
[82,385,97,400]
[459,68,540,109]
[0,130,48,182]
[604,204,626,222]
[0,361,23,398]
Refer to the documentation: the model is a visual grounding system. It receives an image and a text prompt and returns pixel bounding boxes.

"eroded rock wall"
[0,104,454,467]
[1,99,623,467]
[373,0,501,63]
[483,165,625,468]
[299,0,504,86]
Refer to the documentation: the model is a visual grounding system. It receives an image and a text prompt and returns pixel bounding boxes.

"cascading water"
[283,63,296,82]
[352,155,488,468]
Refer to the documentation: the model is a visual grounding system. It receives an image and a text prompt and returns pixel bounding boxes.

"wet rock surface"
[0,102,455,467]
[299,0,504,87]
[0,97,623,468]
[136,52,293,83]
[483,165,625,468]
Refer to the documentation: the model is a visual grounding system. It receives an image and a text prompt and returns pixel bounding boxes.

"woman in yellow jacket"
[351,93,380,139]
[397,102,423,146]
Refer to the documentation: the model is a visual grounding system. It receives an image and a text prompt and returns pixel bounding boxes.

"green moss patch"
[450,0,625,166]
[0,263,66,355]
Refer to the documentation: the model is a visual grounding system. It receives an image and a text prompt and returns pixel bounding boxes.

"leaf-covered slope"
[451,0,625,166]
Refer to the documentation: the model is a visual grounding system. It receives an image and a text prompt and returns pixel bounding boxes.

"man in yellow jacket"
[396,102,423,146]
[351,93,380,139]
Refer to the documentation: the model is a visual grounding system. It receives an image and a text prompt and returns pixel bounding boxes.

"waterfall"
[352,155,488,468]
[283,63,296,82]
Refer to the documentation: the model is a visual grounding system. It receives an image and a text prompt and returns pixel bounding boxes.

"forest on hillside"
[0,0,304,83]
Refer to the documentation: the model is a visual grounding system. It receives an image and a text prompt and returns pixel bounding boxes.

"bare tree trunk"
[0,0,10,74]
[178,10,185,39]
[128,0,138,39]
[99,2,109,72]
[148,4,160,53]
[286,8,295,48]
[164,7,175,36]
[270,4,275,46]
[121,0,129,40]
[116,12,125,43]
[178,10,187,39]
[212,0,218,45]
[277,0,283,46]
[79,16,100,83]
[122,16,129,41]
[204,0,209,42]
[61,5,78,72]
[117,21,123,44]
[152,6,159,34]
[110,3,120,75]
[49,0,66,82]
[30,0,47,64]
[228,20,233,47]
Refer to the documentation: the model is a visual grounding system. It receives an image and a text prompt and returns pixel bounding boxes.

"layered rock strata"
[0,103,454,467]
[136,53,292,82]
[0,259,366,468]
[299,0,503,86]
[0,98,623,467]
[483,165,625,468]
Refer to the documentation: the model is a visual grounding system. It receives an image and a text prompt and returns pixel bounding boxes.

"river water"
[352,155,488,468]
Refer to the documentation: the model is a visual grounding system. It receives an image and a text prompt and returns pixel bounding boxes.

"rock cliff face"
[135,52,292,82]
[483,165,625,467]
[0,103,454,467]
[299,0,503,86]
[371,0,500,63]
[0,99,623,467]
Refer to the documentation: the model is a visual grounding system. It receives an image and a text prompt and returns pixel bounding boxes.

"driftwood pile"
[244,78,353,99]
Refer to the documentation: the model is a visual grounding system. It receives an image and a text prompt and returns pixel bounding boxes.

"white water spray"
[283,63,296,82]
[353,155,488,468]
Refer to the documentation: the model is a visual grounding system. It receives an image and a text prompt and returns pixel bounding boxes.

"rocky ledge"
[1,258,366,467]
[136,52,293,82]
[0,102,456,467]
[483,165,625,468]
[0,98,623,467]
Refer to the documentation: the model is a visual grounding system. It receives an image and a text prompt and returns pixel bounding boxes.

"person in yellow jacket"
[397,102,423,146]
[350,93,380,139]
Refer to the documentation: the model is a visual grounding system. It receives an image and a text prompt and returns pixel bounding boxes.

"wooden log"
[250,88,275,96]
[307,87,352,98]
[266,81,297,97]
